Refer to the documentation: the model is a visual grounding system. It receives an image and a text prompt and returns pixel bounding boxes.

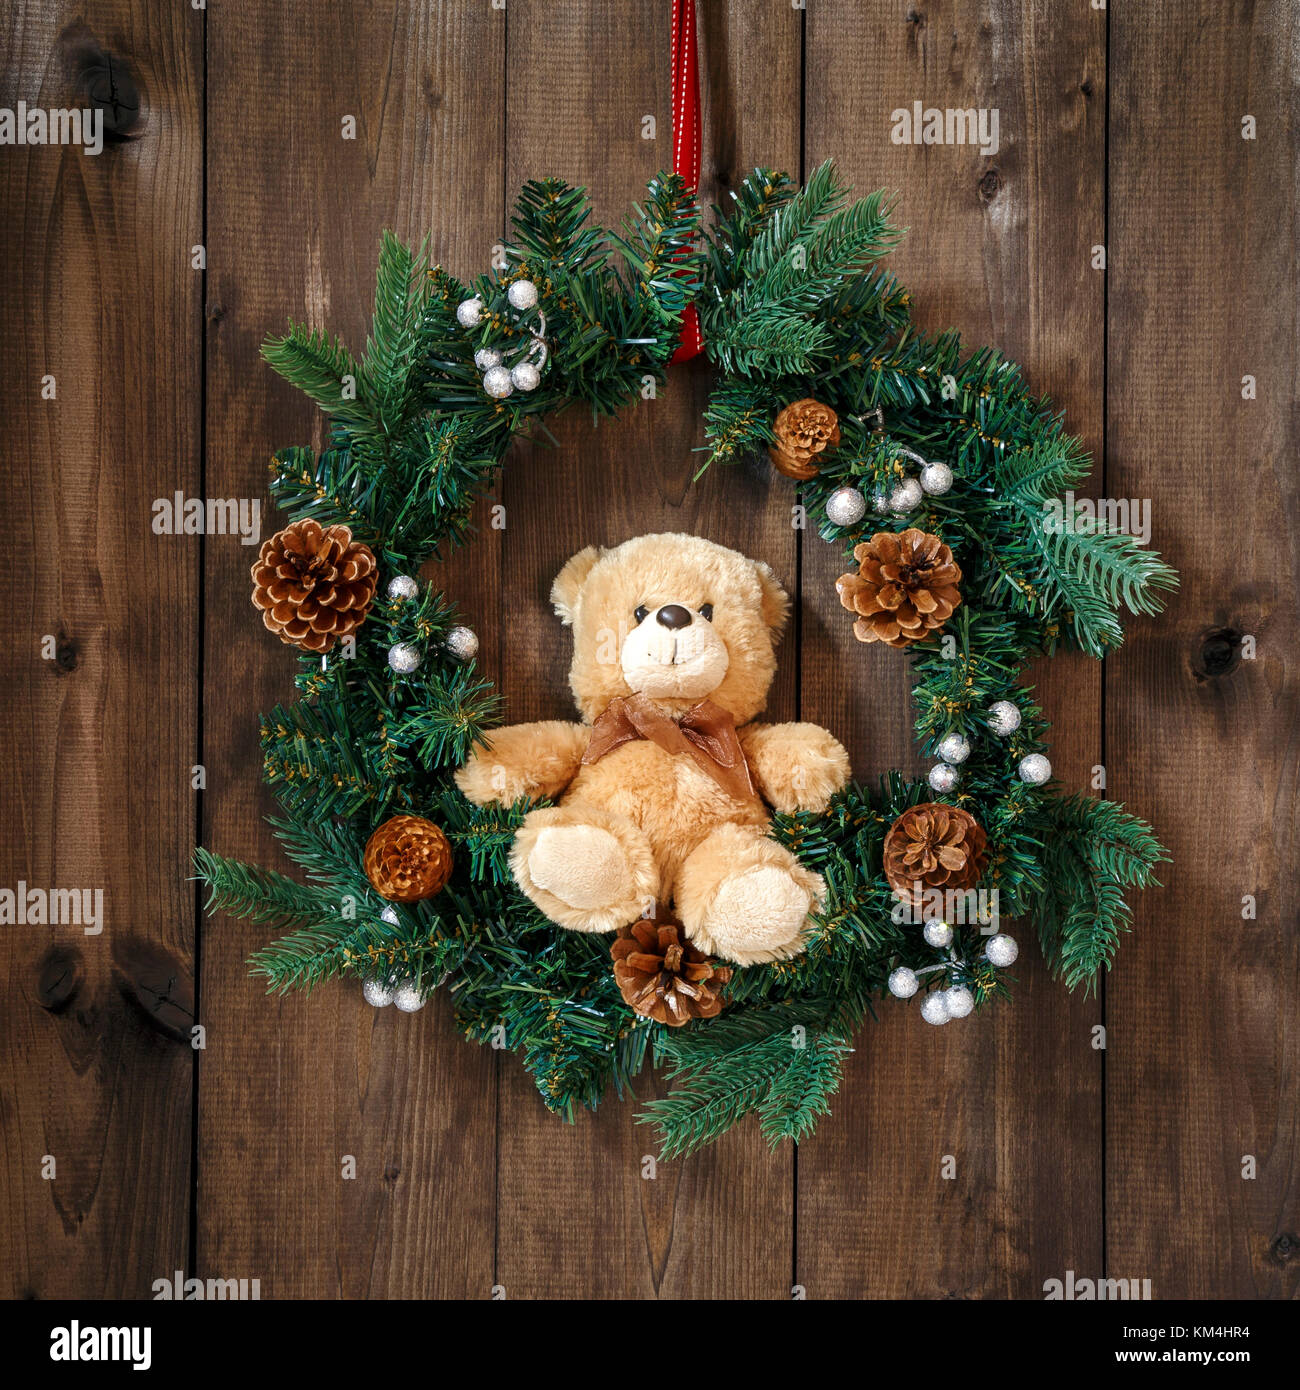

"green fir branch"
[1032,794,1167,992]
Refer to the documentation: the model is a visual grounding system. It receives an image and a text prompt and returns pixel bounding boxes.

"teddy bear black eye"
[700,603,714,621]
[634,605,649,624]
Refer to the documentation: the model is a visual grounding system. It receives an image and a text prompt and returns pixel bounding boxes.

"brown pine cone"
[836,527,961,648]
[883,802,988,907]
[769,398,841,479]
[364,814,454,902]
[251,520,378,653]
[611,918,731,1027]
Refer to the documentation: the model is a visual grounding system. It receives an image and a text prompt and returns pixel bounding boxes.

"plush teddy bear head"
[550,533,790,725]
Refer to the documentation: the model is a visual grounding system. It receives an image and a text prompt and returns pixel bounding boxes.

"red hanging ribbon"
[670,0,703,361]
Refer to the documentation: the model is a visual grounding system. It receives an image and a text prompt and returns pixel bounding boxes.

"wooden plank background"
[0,0,1294,1300]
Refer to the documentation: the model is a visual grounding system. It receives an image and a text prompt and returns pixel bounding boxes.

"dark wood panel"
[0,2,202,1296]
[0,0,1289,1304]
[798,0,1106,1298]
[1106,0,1299,1299]
[198,0,501,1298]
[491,0,801,1299]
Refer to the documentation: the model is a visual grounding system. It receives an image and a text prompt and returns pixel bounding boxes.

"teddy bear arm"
[454,720,589,805]
[739,721,851,814]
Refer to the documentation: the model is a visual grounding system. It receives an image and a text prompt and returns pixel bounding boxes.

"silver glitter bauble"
[387,641,422,674]
[510,361,541,392]
[362,977,395,1008]
[456,296,483,328]
[985,934,1019,968]
[474,347,502,371]
[444,624,479,662]
[379,904,400,927]
[1018,753,1052,786]
[920,460,954,495]
[888,966,919,999]
[937,733,971,764]
[872,487,891,515]
[944,985,975,1019]
[507,278,538,310]
[923,918,954,948]
[928,762,960,793]
[888,477,923,513]
[482,364,514,399]
[386,574,420,602]
[392,980,425,1013]
[920,991,951,1025]
[987,699,1022,737]
[825,485,868,528]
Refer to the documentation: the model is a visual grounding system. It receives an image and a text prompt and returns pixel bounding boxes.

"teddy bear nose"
[655,604,693,630]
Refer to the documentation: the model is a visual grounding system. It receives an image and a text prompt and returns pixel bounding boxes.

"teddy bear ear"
[550,545,603,624]
[753,560,791,637]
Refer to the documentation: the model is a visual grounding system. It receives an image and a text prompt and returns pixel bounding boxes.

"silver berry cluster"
[868,444,955,517]
[887,924,1020,1026]
[823,422,956,530]
[456,277,549,399]
[382,573,479,675]
[362,974,425,1012]
[925,698,1049,793]
[362,906,426,1011]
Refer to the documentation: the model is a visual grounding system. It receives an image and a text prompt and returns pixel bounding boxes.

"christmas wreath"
[197,163,1175,1157]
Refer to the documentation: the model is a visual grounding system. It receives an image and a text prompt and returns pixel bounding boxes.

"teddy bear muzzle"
[619,602,730,699]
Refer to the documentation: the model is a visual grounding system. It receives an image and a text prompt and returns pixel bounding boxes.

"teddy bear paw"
[528,825,631,911]
[676,823,825,965]
[698,865,814,965]
[510,806,658,934]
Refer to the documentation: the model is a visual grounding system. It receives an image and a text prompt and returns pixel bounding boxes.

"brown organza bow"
[582,693,757,803]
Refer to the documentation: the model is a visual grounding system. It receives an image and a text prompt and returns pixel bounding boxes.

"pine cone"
[364,814,454,902]
[836,528,962,648]
[769,398,841,479]
[251,520,378,653]
[883,802,988,907]
[611,918,731,1026]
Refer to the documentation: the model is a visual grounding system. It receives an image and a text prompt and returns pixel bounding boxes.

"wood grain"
[491,0,801,1299]
[0,2,202,1297]
[1106,0,1300,1299]
[198,0,501,1298]
[797,0,1106,1298]
[0,0,1293,1304]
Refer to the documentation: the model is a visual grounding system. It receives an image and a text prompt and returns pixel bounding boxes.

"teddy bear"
[454,533,851,965]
